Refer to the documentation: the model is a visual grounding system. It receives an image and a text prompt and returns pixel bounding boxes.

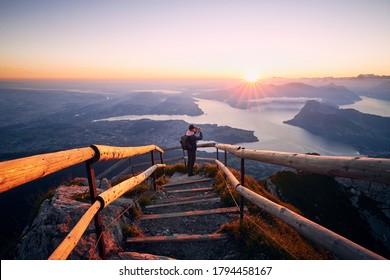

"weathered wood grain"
[163,142,216,152]
[97,164,165,208]
[0,147,95,193]
[215,143,390,184]
[92,144,163,161]
[0,144,165,193]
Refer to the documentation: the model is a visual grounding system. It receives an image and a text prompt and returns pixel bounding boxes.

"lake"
[341,96,390,117]
[95,96,388,156]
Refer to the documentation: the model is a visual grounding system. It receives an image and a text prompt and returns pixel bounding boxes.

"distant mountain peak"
[200,81,361,109]
[321,82,350,91]
[293,100,338,115]
[284,82,313,88]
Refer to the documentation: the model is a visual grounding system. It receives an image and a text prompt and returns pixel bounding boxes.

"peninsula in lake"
[284,100,390,157]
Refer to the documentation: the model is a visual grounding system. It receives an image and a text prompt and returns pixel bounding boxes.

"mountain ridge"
[199,82,361,109]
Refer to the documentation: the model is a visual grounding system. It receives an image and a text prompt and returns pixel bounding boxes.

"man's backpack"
[180,135,192,150]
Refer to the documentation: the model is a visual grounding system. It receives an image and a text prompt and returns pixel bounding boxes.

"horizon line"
[1,73,390,82]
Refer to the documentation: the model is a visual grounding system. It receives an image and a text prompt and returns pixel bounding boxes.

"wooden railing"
[0,147,95,193]
[107,142,216,182]
[167,142,389,259]
[0,144,164,260]
[48,163,165,260]
[0,144,163,193]
[211,158,385,260]
[1,141,388,259]
[214,143,390,184]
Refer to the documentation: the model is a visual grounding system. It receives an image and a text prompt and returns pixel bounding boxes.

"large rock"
[336,177,390,251]
[14,182,137,260]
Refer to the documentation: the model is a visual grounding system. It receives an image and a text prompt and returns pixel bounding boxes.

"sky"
[0,0,389,80]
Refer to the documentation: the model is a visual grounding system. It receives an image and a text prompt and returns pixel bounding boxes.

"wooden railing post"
[240,158,245,222]
[150,151,157,191]
[216,148,219,160]
[224,150,228,167]
[159,151,165,174]
[85,160,106,259]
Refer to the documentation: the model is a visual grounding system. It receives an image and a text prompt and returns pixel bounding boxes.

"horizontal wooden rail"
[0,144,164,193]
[98,164,165,208]
[109,157,186,183]
[107,144,216,182]
[215,143,390,184]
[213,159,385,260]
[163,142,216,152]
[0,147,95,193]
[49,164,165,260]
[158,156,185,164]
[91,144,163,162]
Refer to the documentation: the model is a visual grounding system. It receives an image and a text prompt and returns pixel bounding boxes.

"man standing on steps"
[186,124,203,177]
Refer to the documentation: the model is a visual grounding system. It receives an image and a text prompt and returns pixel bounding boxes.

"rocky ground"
[264,172,390,257]
[13,178,136,259]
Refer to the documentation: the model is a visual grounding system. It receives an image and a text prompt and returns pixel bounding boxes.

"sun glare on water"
[244,71,260,82]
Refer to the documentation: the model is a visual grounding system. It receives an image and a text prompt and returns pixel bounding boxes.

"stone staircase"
[125,172,242,259]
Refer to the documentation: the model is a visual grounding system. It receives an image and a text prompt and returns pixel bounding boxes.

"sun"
[244,71,260,83]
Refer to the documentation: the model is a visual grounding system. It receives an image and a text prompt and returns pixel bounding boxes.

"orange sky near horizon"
[1,0,390,80]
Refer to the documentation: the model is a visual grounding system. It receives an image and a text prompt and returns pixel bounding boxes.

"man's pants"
[187,149,196,176]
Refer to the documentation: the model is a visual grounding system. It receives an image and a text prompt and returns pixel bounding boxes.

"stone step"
[154,193,219,205]
[145,197,221,209]
[169,173,193,182]
[169,173,205,184]
[126,233,229,244]
[139,207,241,220]
[125,235,239,260]
[138,211,239,236]
[170,172,186,181]
[143,197,222,214]
[162,181,213,192]
[166,187,213,194]
[164,178,212,188]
